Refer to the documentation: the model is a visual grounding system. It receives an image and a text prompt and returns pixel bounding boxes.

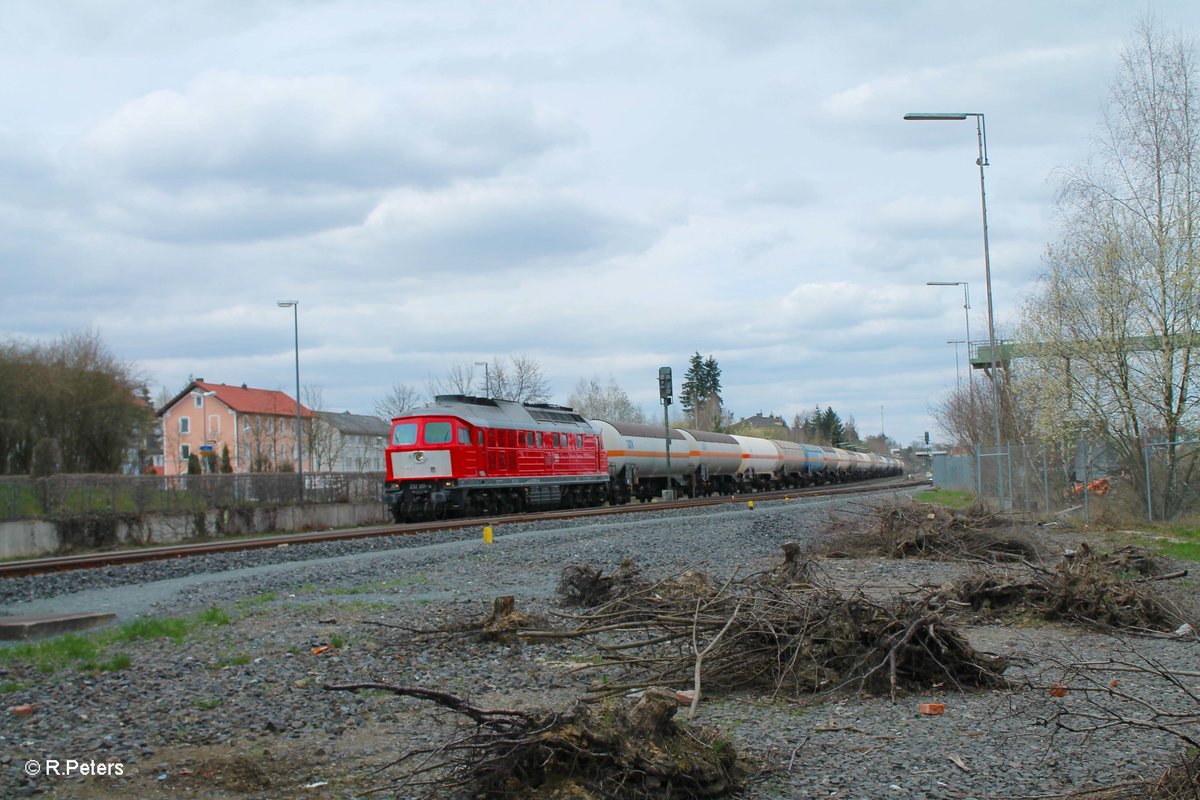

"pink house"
[157,379,315,475]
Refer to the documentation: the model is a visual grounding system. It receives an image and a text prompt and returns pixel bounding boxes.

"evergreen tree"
[681,353,724,429]
[680,353,705,417]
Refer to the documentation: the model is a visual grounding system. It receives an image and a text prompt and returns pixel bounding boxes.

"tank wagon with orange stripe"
[383,395,903,521]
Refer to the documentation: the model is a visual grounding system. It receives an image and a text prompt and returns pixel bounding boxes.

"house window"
[208,415,220,435]
[242,417,251,432]
[194,395,204,408]
[179,417,190,434]
[180,444,190,460]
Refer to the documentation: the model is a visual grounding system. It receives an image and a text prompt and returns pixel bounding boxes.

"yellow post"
[747,500,755,510]
[483,525,494,544]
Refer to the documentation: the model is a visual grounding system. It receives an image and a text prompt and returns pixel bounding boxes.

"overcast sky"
[4,1,1198,447]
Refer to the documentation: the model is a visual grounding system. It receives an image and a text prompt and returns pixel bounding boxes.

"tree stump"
[630,687,679,735]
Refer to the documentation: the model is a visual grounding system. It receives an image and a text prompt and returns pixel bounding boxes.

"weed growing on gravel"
[191,695,224,710]
[197,606,232,625]
[1,680,29,692]
[209,652,251,669]
[115,617,191,644]
[236,591,278,609]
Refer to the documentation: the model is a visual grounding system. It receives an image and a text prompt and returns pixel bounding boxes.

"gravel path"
[2,487,1197,799]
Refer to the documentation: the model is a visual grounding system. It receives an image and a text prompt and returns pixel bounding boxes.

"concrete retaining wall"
[0,503,391,560]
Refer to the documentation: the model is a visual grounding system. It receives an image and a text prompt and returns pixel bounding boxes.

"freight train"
[382,395,903,522]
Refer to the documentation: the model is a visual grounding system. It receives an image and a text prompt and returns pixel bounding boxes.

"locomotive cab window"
[425,422,453,444]
[391,423,417,445]
[458,427,471,445]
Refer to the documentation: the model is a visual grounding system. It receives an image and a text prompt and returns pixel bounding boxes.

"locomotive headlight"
[413,451,425,463]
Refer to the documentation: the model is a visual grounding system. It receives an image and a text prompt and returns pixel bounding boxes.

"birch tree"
[1018,17,1200,516]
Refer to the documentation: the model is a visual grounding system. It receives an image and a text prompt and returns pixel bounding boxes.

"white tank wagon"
[679,429,743,495]
[732,434,785,490]
[591,419,693,502]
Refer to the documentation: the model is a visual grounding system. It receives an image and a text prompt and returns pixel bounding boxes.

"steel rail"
[0,478,927,578]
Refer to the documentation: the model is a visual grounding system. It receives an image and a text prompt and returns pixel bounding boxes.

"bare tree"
[1016,17,1200,517]
[375,382,425,419]
[303,385,344,473]
[427,360,477,398]
[486,355,551,404]
[567,376,647,422]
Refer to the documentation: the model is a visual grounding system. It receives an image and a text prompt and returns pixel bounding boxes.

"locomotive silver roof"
[393,395,597,432]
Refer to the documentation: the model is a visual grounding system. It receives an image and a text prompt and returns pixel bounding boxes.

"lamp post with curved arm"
[906,112,1005,508]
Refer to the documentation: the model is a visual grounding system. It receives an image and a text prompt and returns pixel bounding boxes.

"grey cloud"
[89,186,376,244]
[357,187,657,277]
[81,72,581,194]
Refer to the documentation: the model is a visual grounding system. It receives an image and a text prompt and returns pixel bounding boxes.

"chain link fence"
[932,439,1200,523]
[0,472,386,522]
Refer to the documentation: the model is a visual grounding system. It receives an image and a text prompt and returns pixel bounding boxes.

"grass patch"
[197,606,232,626]
[113,617,191,644]
[1121,524,1200,563]
[912,489,975,509]
[0,634,104,673]
[1154,539,1200,562]
[82,653,133,672]
[0,605,237,674]
[320,575,429,596]
[235,591,278,609]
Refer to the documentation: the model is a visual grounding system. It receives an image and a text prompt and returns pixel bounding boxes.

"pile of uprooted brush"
[941,543,1192,632]
[548,549,1008,703]
[820,500,1043,561]
[323,682,744,800]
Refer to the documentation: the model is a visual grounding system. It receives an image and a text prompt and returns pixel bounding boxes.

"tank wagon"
[383,395,903,522]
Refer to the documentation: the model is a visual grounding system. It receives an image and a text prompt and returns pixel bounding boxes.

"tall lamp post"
[906,112,1004,507]
[927,280,975,430]
[277,300,304,502]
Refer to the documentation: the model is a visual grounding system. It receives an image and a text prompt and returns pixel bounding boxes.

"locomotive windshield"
[391,423,417,445]
[424,422,453,443]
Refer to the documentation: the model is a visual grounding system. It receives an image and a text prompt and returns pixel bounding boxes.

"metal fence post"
[1144,439,1153,522]
[1006,444,1014,511]
[975,445,982,498]
[1081,439,1090,526]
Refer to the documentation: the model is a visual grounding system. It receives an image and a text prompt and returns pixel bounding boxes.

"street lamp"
[474,361,490,398]
[927,280,976,430]
[906,111,1004,506]
[276,300,304,502]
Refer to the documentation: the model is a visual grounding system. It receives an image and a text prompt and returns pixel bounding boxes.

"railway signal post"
[659,367,675,501]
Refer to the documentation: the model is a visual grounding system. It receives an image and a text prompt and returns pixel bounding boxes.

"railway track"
[0,478,927,578]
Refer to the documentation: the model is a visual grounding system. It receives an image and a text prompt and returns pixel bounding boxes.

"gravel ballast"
[1,488,1197,799]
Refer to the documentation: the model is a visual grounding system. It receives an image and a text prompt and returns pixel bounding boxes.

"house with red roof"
[156,379,315,475]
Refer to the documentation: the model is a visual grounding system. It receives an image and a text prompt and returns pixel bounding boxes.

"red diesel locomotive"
[383,395,609,521]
